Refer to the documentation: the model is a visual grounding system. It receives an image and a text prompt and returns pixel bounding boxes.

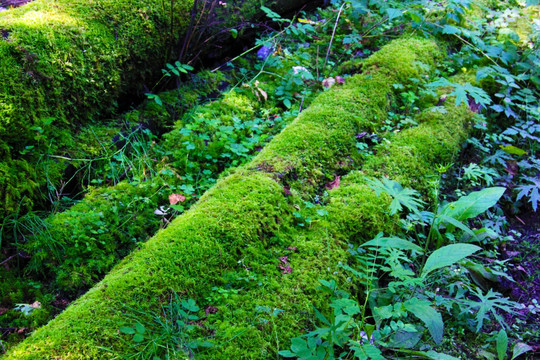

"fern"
[367,177,424,215]
[515,176,540,212]
[428,79,492,107]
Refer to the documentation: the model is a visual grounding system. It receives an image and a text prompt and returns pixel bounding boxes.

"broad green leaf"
[278,350,296,358]
[386,8,402,21]
[423,350,460,360]
[439,187,506,221]
[421,244,481,277]
[437,214,477,239]
[135,322,145,334]
[133,333,145,343]
[500,145,526,156]
[119,326,135,335]
[511,343,533,359]
[404,298,443,344]
[442,25,461,34]
[496,329,508,360]
[361,235,423,252]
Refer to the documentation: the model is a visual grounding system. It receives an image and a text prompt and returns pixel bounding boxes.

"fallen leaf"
[335,76,345,84]
[325,176,341,190]
[322,77,336,89]
[169,193,186,205]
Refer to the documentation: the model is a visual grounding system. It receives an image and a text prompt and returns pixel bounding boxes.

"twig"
[324,2,346,70]
[0,253,18,266]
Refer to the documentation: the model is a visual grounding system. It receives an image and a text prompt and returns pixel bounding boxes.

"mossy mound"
[3,37,447,359]
[0,0,315,219]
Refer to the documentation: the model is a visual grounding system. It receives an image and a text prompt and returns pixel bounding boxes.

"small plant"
[280,180,518,359]
[117,294,212,359]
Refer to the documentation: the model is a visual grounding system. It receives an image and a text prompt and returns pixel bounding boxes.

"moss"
[362,104,473,196]
[362,37,442,84]
[0,0,292,220]
[4,37,443,359]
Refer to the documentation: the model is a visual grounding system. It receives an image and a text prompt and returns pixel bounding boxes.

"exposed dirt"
[0,0,32,8]
[499,210,540,353]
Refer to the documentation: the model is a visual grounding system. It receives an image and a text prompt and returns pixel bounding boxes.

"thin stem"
[324,2,346,71]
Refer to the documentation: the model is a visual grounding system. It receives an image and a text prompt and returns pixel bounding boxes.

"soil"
[499,210,540,353]
[0,0,32,8]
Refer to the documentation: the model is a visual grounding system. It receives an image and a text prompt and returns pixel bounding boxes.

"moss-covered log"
[3,37,444,359]
[0,0,315,219]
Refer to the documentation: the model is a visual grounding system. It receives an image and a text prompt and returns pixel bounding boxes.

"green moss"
[362,37,442,84]
[362,107,473,197]
[4,37,444,359]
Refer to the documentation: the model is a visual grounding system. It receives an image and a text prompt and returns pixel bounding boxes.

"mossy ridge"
[0,0,313,221]
[21,84,261,294]
[195,96,474,360]
[0,0,193,220]
[248,37,442,193]
[3,37,442,359]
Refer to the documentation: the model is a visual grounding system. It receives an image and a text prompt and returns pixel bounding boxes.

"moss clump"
[362,103,473,195]
[4,37,443,359]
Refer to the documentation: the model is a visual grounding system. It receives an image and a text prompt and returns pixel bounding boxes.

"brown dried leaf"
[325,176,341,190]
[169,193,186,205]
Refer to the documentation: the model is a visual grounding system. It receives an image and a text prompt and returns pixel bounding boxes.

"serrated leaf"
[422,244,481,277]
[361,235,423,252]
[439,187,506,221]
[404,298,443,344]
[367,178,424,215]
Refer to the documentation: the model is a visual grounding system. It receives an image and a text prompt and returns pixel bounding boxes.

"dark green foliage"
[3,36,444,359]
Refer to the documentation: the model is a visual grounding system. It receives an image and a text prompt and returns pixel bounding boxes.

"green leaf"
[421,244,481,278]
[133,333,145,343]
[351,343,385,360]
[119,326,135,335]
[439,187,506,221]
[135,323,145,334]
[496,329,508,360]
[230,28,238,39]
[278,350,297,358]
[404,298,443,344]
[361,234,423,252]
[423,350,460,360]
[182,298,200,312]
[386,8,402,21]
[367,178,424,215]
[442,25,461,34]
[500,145,526,156]
[511,343,533,360]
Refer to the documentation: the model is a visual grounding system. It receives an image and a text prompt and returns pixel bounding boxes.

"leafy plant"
[117,295,212,360]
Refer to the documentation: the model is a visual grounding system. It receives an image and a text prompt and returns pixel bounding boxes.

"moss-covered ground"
[1,36,459,359]
[2,1,538,359]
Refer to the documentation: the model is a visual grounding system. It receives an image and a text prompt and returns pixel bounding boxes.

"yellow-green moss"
[3,37,443,359]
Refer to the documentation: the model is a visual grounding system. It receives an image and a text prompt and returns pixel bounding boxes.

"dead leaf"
[325,176,341,190]
[335,76,345,84]
[169,193,186,205]
[322,77,336,89]
[30,301,41,309]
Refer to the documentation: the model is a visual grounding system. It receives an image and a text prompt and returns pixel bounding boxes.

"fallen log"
[3,37,450,360]
[0,0,316,219]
